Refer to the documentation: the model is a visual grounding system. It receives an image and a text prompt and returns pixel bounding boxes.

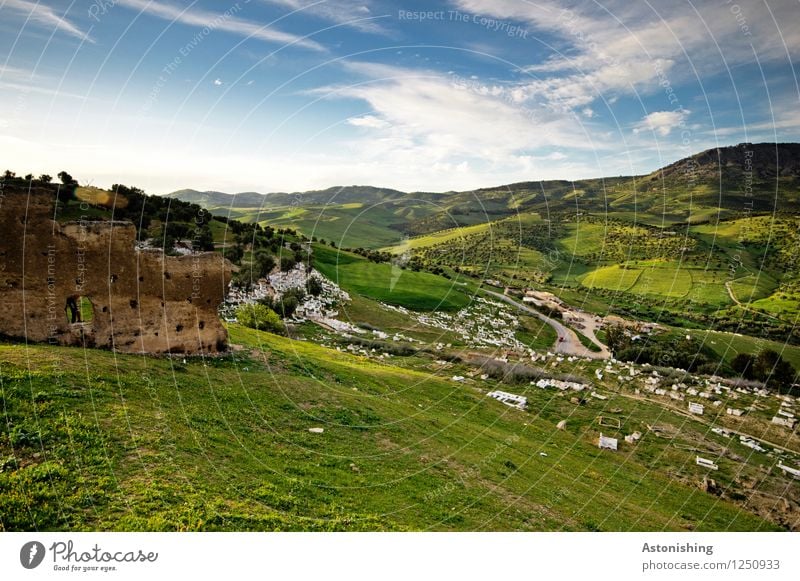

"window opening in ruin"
[65,295,94,324]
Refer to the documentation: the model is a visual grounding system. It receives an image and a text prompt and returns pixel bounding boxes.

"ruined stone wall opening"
[65,295,94,324]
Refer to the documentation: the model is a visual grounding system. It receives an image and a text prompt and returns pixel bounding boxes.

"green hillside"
[168,143,800,249]
[312,244,475,311]
[0,327,787,531]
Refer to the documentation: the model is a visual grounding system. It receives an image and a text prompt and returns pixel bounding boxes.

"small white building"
[487,390,527,410]
[727,408,744,417]
[689,402,705,415]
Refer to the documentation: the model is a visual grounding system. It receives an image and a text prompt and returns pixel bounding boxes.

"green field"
[558,222,608,257]
[0,327,781,531]
[256,205,409,249]
[579,265,642,291]
[629,261,694,297]
[680,328,800,370]
[728,274,779,304]
[313,245,473,311]
[383,222,495,253]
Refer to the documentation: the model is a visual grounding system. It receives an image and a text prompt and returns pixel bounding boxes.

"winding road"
[484,290,610,359]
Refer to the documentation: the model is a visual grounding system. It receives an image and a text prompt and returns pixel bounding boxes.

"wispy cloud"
[347,114,389,129]
[0,80,88,100]
[3,0,93,42]
[262,0,390,35]
[633,109,690,137]
[310,61,607,189]
[116,0,326,51]
[452,0,800,113]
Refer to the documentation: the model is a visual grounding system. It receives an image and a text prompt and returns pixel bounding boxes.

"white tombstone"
[598,433,618,451]
[696,456,719,470]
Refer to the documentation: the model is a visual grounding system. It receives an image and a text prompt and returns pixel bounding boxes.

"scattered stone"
[700,477,721,496]
[308,427,324,434]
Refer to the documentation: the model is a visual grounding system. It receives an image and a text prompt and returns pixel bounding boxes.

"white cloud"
[116,0,325,51]
[213,78,223,86]
[347,115,389,129]
[633,109,690,137]
[3,0,93,42]
[323,62,603,161]
[451,0,800,114]
[261,0,389,35]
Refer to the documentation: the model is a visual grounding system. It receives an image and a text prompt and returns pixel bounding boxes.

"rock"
[700,477,721,496]
[308,427,324,434]
[556,420,567,430]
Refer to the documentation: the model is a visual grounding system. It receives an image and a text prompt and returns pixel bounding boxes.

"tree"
[274,295,299,319]
[754,349,796,390]
[56,171,77,205]
[604,324,629,355]
[280,256,296,272]
[254,251,276,277]
[38,174,52,184]
[232,263,258,293]
[192,225,215,252]
[3,170,15,180]
[274,288,305,319]
[57,170,74,185]
[24,174,33,181]
[223,244,244,264]
[307,276,323,297]
[731,353,755,379]
[235,304,285,335]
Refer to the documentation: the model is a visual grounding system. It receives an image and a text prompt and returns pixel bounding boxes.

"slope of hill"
[2,325,794,531]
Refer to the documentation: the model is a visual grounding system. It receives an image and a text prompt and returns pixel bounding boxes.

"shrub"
[235,304,285,335]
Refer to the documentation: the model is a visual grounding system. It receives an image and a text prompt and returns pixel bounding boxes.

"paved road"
[484,290,609,359]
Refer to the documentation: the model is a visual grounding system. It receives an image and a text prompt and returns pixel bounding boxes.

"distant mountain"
[165,185,411,209]
[165,189,269,208]
[166,143,800,241]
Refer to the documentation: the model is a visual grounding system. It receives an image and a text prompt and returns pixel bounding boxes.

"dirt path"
[484,290,609,359]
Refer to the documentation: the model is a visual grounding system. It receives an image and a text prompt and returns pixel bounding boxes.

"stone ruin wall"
[0,188,232,354]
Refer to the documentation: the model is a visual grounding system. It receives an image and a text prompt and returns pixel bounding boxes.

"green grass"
[383,222,495,253]
[313,245,473,311]
[558,222,608,257]
[515,315,558,350]
[728,274,779,304]
[628,261,693,298]
[579,265,642,291]
[0,328,781,531]
[686,328,800,369]
[252,204,416,249]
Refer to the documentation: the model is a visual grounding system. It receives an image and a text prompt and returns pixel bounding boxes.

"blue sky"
[1,0,798,194]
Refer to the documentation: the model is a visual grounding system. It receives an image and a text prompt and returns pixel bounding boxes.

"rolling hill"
[166,143,800,248]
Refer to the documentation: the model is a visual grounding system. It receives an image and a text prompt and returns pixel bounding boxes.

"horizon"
[160,140,791,196]
[2,1,799,194]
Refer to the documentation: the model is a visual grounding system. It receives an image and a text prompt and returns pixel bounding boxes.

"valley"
[3,143,800,532]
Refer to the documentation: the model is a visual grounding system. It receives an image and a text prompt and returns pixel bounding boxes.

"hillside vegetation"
[0,327,787,531]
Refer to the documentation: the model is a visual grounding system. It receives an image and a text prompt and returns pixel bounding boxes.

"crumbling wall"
[0,188,232,354]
